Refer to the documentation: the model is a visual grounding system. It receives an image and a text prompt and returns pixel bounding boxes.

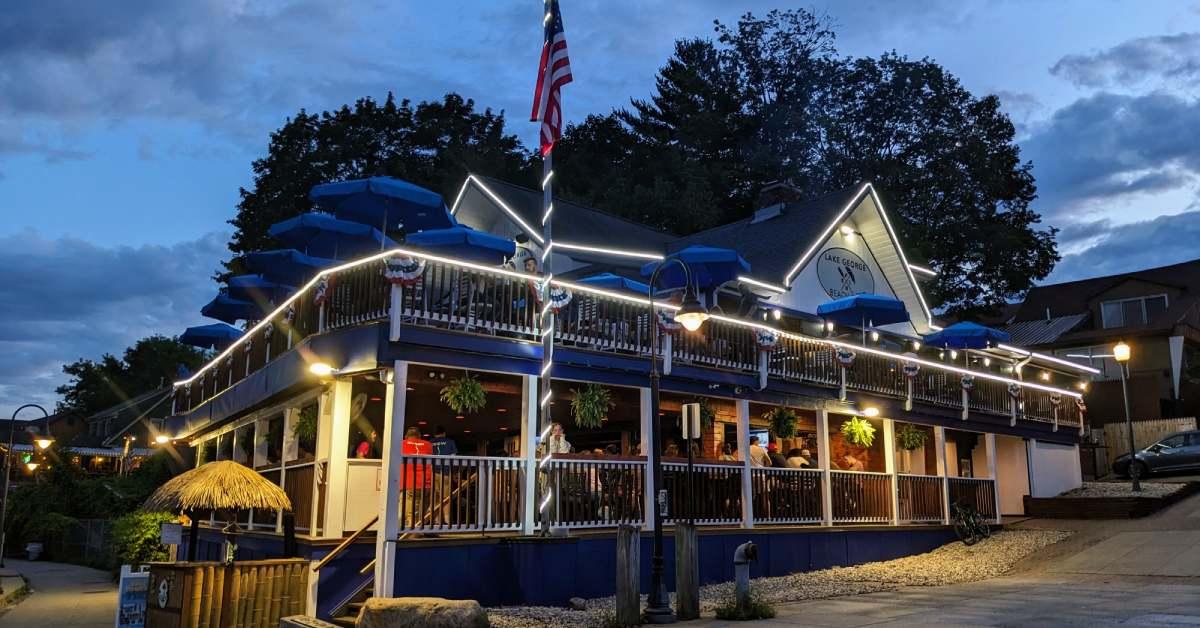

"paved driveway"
[0,560,115,627]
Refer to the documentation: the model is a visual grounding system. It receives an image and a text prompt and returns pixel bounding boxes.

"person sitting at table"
[542,421,572,454]
[719,442,736,461]
[801,449,816,468]
[785,448,810,468]
[841,453,865,471]
[663,439,681,458]
[767,442,789,468]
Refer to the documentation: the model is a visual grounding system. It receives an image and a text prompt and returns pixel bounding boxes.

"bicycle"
[951,501,992,545]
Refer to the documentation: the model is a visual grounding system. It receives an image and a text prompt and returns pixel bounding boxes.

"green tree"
[55,336,206,418]
[556,9,1058,316]
[225,92,535,271]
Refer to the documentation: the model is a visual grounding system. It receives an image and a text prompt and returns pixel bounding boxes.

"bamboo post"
[239,567,256,627]
[269,564,284,626]
[222,563,242,627]
[188,566,203,628]
[200,564,215,628]
[209,565,225,628]
[252,565,267,627]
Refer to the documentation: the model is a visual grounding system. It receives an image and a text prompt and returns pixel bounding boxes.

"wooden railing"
[948,477,998,520]
[830,470,893,524]
[545,459,646,528]
[172,250,1088,431]
[897,474,945,523]
[662,462,743,525]
[750,467,823,524]
[396,455,523,534]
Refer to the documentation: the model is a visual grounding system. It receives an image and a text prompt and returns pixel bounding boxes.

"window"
[1158,435,1187,449]
[1101,294,1168,328]
[1055,345,1121,381]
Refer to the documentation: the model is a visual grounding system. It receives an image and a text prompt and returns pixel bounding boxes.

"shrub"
[112,511,176,567]
[713,594,776,620]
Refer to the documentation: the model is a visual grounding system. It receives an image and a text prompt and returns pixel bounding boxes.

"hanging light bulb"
[983,357,991,367]
[912,340,921,351]
[949,350,959,360]
[869,330,880,342]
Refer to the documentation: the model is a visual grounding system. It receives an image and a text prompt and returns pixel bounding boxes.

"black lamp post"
[645,259,708,624]
[0,404,52,568]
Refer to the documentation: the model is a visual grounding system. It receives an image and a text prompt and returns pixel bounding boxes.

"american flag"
[531,0,573,155]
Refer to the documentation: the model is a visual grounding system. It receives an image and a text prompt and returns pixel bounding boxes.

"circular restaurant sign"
[816,247,875,298]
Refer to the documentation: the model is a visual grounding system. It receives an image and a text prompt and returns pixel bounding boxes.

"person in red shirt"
[401,427,432,528]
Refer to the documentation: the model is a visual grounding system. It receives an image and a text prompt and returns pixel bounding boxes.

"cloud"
[1048,210,1200,281]
[1022,92,1200,219]
[0,230,227,416]
[1050,32,1200,89]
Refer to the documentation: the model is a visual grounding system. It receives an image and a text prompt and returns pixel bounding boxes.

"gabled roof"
[1002,313,1090,346]
[453,175,676,253]
[1013,259,1200,323]
[667,184,866,284]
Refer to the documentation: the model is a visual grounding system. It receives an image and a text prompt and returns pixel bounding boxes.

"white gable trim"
[779,182,936,326]
[452,175,545,244]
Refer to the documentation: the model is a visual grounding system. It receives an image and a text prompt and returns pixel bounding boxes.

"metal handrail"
[313,514,378,573]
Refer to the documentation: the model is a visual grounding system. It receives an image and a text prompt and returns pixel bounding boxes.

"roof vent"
[751,203,784,224]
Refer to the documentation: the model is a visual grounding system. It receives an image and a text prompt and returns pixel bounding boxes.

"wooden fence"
[1101,417,1196,468]
[147,559,308,628]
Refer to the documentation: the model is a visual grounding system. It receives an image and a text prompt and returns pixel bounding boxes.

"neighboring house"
[57,388,171,474]
[1002,259,1200,425]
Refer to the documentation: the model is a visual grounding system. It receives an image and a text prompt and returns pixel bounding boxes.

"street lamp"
[0,403,52,568]
[1113,341,1139,492]
[645,259,709,624]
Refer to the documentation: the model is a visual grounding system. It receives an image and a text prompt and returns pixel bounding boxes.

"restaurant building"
[164,175,1090,619]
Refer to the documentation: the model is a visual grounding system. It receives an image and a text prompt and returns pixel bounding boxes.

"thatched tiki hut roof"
[144,460,292,513]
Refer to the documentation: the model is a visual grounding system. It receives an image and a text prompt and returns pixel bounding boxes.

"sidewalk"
[0,560,115,627]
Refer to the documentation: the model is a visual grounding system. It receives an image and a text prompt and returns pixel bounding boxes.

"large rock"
[356,597,489,628]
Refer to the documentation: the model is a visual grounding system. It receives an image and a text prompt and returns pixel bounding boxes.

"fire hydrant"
[734,541,758,614]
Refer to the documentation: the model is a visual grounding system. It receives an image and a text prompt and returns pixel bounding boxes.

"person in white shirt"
[749,435,772,467]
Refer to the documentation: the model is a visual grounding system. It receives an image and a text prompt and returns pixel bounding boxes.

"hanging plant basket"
[765,407,798,438]
[840,416,877,448]
[440,374,487,415]
[896,424,928,451]
[292,404,319,449]
[571,384,613,430]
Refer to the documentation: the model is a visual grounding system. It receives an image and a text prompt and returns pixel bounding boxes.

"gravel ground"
[488,529,1071,628]
[1058,481,1184,499]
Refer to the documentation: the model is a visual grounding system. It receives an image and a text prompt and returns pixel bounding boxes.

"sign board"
[160,523,182,546]
[115,565,149,628]
[681,403,701,440]
[816,247,875,299]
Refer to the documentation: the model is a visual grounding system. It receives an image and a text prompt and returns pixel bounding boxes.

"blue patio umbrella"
[180,323,242,350]
[816,294,911,327]
[268,212,396,259]
[922,321,1011,350]
[244,249,336,286]
[309,177,455,235]
[200,292,264,324]
[406,225,516,265]
[641,245,751,291]
[227,275,296,304]
[576,272,653,295]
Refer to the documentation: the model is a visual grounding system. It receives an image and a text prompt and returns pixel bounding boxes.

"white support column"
[521,375,539,535]
[374,362,406,598]
[736,399,754,528]
[934,426,950,525]
[312,388,334,535]
[252,416,268,532]
[640,387,655,532]
[324,378,353,538]
[883,419,898,525]
[816,407,833,526]
[985,432,1000,524]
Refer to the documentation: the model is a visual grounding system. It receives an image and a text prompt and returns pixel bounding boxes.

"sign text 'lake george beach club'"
[816,247,875,298]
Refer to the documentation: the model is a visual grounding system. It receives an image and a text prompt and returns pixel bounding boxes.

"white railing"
[830,470,894,524]
[397,455,524,534]
[544,459,646,528]
[750,467,823,525]
[662,462,743,525]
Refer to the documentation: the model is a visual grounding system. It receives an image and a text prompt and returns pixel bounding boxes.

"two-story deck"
[165,177,1090,619]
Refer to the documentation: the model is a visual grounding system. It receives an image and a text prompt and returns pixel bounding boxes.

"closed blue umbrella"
[406,225,516,265]
[268,212,396,259]
[816,294,910,327]
[577,272,652,295]
[180,323,242,350]
[923,321,1011,350]
[245,249,336,286]
[201,292,265,324]
[309,177,455,235]
[641,245,751,290]
[227,275,295,304]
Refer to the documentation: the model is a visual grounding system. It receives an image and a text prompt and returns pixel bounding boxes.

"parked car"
[1113,431,1200,478]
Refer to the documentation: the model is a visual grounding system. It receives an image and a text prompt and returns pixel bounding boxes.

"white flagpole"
[537,148,555,533]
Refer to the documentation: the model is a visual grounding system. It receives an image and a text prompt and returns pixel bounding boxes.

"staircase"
[330,582,373,627]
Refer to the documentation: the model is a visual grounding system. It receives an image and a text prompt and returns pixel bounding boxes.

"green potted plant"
[571,384,613,429]
[764,407,798,438]
[896,424,928,451]
[440,373,487,415]
[690,397,716,428]
[292,404,318,452]
[840,417,877,447]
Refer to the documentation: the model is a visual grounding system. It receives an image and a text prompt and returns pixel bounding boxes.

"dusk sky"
[3,0,1200,415]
